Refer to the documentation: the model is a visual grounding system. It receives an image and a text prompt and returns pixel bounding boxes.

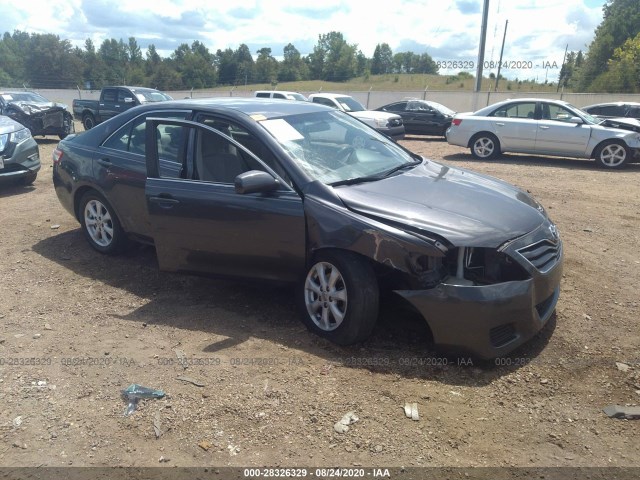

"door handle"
[149,196,180,208]
[96,158,111,167]
[495,122,505,126]
[539,126,550,130]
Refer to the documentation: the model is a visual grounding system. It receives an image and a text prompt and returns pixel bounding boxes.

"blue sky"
[0,0,608,82]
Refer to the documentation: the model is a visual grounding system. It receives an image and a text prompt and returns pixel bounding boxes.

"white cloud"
[0,0,606,81]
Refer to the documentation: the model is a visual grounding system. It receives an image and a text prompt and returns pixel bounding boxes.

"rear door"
[97,110,190,237]
[144,118,306,281]
[488,101,538,151]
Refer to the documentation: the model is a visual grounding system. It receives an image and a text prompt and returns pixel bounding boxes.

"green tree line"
[559,0,640,93]
[0,30,438,90]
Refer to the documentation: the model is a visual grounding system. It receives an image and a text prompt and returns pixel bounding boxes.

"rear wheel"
[470,133,500,159]
[299,250,379,345]
[79,191,127,254]
[82,113,96,131]
[594,140,629,169]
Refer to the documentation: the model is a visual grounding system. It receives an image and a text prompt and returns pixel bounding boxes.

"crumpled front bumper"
[395,223,563,359]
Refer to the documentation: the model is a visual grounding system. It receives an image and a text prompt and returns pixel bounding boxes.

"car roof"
[583,102,640,108]
[308,93,349,99]
[122,97,332,122]
[105,86,163,92]
[475,97,571,111]
[255,90,302,95]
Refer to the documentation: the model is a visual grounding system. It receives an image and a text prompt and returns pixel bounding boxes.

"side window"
[102,89,116,102]
[117,90,130,102]
[387,102,407,112]
[103,111,189,176]
[599,105,623,116]
[545,104,576,122]
[195,115,291,185]
[407,101,430,112]
[492,103,536,119]
[627,107,640,119]
[194,128,261,184]
[274,93,286,99]
[313,97,337,108]
[256,92,270,98]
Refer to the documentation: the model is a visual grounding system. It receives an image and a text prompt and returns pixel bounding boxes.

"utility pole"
[495,20,508,91]
[474,0,490,93]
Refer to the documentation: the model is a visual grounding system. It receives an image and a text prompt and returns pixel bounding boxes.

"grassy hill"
[209,73,562,94]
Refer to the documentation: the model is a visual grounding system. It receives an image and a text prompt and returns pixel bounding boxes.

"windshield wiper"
[376,158,422,178]
[329,159,422,187]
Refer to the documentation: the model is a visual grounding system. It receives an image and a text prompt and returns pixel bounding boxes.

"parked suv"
[0,115,40,185]
[308,93,404,141]
[254,91,307,101]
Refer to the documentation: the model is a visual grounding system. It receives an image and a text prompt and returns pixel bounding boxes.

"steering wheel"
[335,145,357,166]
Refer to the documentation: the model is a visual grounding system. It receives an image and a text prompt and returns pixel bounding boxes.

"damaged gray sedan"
[0,91,74,139]
[53,98,562,358]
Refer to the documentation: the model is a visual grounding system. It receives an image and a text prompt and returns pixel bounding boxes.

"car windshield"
[290,93,307,101]
[2,92,49,103]
[135,90,173,103]
[259,110,420,185]
[336,97,365,112]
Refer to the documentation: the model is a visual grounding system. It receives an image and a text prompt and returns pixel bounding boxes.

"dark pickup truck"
[72,86,172,130]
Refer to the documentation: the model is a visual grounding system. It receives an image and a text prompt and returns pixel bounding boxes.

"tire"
[82,113,96,131]
[470,133,500,159]
[79,191,127,254]
[594,140,629,169]
[21,172,37,185]
[298,250,379,345]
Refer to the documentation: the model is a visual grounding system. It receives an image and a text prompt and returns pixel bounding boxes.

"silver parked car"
[446,98,640,169]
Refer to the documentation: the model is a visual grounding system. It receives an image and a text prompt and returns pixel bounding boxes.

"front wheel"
[470,133,500,159]
[79,191,127,254]
[594,141,629,169]
[298,251,379,345]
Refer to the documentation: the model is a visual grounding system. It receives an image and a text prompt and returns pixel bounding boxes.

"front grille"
[490,323,517,348]
[517,239,561,272]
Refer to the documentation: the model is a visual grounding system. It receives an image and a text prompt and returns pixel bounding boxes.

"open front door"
[144,117,306,282]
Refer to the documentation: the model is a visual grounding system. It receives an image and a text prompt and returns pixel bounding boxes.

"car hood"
[9,101,69,115]
[598,117,640,133]
[333,160,547,248]
[0,115,25,134]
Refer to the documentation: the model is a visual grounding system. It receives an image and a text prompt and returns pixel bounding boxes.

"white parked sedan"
[446,98,640,169]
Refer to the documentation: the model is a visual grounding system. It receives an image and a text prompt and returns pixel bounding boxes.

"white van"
[254,90,307,101]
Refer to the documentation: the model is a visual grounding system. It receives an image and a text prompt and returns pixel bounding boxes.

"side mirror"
[569,116,584,125]
[234,170,280,194]
[124,97,135,103]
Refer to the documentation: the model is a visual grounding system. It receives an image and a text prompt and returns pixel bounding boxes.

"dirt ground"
[0,127,639,472]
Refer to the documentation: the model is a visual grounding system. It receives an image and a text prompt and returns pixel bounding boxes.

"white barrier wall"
[22,88,640,114]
